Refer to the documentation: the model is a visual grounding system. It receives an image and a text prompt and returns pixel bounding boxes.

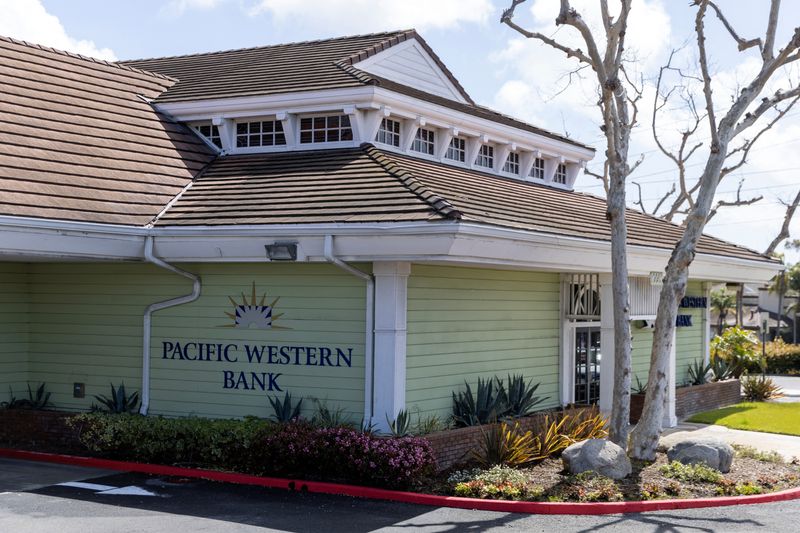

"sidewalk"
[662,422,800,461]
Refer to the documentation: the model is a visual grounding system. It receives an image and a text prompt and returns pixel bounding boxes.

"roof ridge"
[120,29,413,64]
[0,34,177,82]
[361,143,462,220]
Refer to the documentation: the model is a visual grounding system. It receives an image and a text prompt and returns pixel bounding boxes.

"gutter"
[323,234,375,428]
[140,235,201,415]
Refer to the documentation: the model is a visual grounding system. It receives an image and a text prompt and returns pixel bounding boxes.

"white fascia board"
[155,87,377,122]
[373,87,596,163]
[0,215,777,283]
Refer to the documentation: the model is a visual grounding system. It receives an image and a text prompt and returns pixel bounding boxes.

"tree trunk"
[607,162,632,447]
[629,146,730,460]
[717,310,726,335]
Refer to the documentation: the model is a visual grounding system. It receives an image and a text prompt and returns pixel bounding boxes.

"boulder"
[658,431,696,453]
[666,437,734,473]
[562,439,632,480]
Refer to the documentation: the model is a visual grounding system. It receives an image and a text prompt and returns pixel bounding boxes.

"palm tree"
[711,288,736,336]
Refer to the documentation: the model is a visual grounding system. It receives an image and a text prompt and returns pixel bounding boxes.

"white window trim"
[297,112,356,146]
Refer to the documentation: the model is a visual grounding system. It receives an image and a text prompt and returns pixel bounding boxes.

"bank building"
[0,30,778,432]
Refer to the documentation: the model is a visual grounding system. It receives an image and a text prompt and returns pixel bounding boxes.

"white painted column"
[663,329,678,428]
[371,261,410,432]
[599,274,615,415]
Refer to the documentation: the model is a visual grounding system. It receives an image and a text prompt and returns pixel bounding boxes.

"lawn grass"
[689,402,800,436]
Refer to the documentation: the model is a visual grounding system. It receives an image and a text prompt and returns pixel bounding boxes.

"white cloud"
[0,0,116,61]
[248,0,493,33]
[160,0,226,17]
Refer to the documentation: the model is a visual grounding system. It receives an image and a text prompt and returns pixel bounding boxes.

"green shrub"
[732,444,784,463]
[67,413,272,470]
[763,339,800,375]
[451,465,543,501]
[716,479,764,496]
[710,327,761,377]
[659,461,723,483]
[310,399,355,429]
[741,374,783,401]
[413,410,444,435]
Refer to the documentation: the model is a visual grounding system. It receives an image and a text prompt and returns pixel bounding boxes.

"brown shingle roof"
[155,144,773,264]
[0,36,216,226]
[121,30,593,152]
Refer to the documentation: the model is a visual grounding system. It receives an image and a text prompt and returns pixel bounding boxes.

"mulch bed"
[424,451,800,502]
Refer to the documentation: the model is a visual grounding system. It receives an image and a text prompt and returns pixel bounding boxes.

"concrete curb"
[3,447,800,515]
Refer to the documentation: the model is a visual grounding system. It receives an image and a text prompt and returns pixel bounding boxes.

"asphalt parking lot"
[2,457,800,532]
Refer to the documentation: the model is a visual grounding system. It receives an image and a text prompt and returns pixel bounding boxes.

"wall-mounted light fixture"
[265,241,298,261]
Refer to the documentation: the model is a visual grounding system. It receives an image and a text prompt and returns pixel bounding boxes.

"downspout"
[140,235,201,415]
[323,235,375,428]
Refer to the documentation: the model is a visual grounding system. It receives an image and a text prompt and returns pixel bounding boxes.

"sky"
[2,0,798,263]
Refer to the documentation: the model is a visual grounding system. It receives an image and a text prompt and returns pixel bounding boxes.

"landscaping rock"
[666,437,734,473]
[658,431,695,453]
[562,439,632,479]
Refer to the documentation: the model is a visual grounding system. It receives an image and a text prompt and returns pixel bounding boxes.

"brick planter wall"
[0,409,83,452]
[630,379,741,423]
[423,409,589,471]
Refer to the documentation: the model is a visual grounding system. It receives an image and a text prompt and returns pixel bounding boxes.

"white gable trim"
[354,39,469,104]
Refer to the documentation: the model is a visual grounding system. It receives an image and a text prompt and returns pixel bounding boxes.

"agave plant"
[687,360,712,386]
[310,399,354,429]
[710,356,733,382]
[387,408,411,437]
[631,375,647,394]
[503,374,546,418]
[268,391,303,422]
[93,382,139,414]
[452,377,506,427]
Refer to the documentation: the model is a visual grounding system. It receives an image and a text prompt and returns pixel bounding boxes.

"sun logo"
[223,282,285,329]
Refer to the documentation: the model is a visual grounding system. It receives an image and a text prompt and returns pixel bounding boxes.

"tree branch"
[765,188,800,255]
[703,0,764,53]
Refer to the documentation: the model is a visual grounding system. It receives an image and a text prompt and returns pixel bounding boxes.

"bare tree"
[630,0,800,459]
[501,0,638,446]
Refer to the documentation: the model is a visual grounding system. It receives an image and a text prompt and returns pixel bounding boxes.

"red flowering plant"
[257,421,436,489]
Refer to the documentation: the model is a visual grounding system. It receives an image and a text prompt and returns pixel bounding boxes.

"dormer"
[125,30,594,191]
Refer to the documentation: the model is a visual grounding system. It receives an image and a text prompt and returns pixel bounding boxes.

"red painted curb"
[2,447,800,515]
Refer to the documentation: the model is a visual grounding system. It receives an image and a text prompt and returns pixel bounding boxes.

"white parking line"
[56,482,118,491]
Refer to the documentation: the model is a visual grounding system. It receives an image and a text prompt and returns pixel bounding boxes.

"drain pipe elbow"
[323,235,375,428]
[141,236,201,415]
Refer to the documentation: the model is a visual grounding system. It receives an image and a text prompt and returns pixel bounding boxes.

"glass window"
[445,137,466,162]
[375,118,400,147]
[502,152,520,174]
[475,144,494,168]
[411,127,435,155]
[299,114,353,144]
[195,124,222,148]
[235,120,286,148]
[530,157,545,179]
[554,163,568,184]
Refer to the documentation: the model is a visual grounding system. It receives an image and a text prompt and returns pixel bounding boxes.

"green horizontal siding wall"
[25,262,366,420]
[406,265,561,420]
[0,263,29,399]
[676,280,706,385]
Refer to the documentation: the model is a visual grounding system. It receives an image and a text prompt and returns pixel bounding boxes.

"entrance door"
[574,327,601,405]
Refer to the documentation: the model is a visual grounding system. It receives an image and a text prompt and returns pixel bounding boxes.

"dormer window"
[530,157,545,179]
[554,163,568,184]
[502,152,519,175]
[299,115,352,144]
[236,120,286,148]
[375,118,400,147]
[194,124,222,148]
[411,127,435,155]
[475,144,494,168]
[445,137,466,162]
